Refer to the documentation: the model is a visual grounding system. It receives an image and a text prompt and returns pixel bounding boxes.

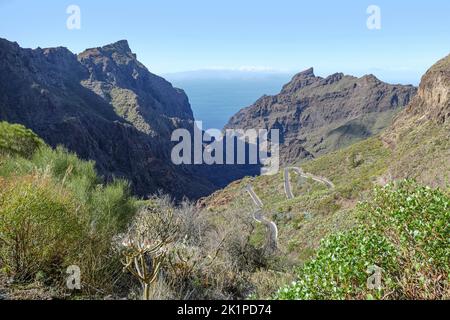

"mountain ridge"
[225,67,417,164]
[200,54,449,299]
[0,38,257,199]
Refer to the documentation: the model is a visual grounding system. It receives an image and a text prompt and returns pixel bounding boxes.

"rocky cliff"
[384,55,450,142]
[78,40,194,136]
[381,54,450,187]
[403,54,450,124]
[0,38,252,199]
[225,68,417,164]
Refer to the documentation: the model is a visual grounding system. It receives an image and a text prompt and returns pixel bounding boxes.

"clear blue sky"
[0,0,449,84]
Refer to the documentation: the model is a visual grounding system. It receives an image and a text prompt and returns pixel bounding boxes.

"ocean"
[167,72,293,130]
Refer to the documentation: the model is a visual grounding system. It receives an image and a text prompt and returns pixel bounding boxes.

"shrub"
[0,173,138,295]
[358,180,450,299]
[276,180,450,300]
[0,124,139,295]
[114,197,256,300]
[0,174,85,282]
[0,122,44,158]
[32,146,99,188]
[88,180,137,233]
[276,229,399,300]
[75,180,138,295]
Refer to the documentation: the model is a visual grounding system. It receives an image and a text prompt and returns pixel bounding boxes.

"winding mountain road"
[284,167,335,200]
[245,184,264,208]
[244,168,333,251]
[284,168,295,199]
[245,185,278,251]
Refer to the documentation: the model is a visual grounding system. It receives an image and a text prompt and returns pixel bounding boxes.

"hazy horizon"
[165,68,420,130]
[0,0,448,84]
[166,71,294,130]
[1,0,445,130]
[163,67,421,86]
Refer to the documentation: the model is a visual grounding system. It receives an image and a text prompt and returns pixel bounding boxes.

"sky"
[0,0,449,84]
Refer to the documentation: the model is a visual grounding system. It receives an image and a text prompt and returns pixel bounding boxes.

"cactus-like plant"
[118,204,179,300]
[121,238,167,300]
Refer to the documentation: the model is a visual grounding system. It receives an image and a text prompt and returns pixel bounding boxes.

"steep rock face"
[0,38,220,199]
[381,54,450,188]
[225,68,417,164]
[404,54,450,124]
[385,54,450,140]
[78,40,194,135]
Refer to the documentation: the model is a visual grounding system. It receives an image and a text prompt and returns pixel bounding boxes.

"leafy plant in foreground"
[276,180,449,300]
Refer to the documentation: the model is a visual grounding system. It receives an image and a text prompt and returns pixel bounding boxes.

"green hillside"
[0,55,449,300]
[202,117,450,299]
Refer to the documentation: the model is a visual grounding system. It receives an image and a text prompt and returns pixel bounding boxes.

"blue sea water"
[167,74,293,130]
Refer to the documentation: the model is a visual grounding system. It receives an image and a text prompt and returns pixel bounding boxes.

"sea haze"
[165,70,293,130]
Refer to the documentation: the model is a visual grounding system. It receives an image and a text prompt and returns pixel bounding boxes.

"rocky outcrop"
[78,40,194,136]
[383,54,450,151]
[0,38,257,199]
[225,68,417,164]
[379,53,450,190]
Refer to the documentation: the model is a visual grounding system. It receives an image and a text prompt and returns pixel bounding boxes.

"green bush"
[0,122,44,158]
[32,146,100,187]
[276,229,398,300]
[0,175,85,281]
[89,180,137,233]
[0,122,139,295]
[276,180,450,300]
[359,180,450,271]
